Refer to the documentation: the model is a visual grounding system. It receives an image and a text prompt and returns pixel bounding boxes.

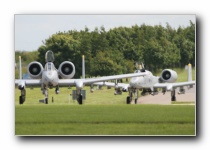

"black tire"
[19,95,25,104]
[78,94,83,105]
[45,98,48,104]
[135,98,137,104]
[171,96,176,101]
[126,96,131,104]
[19,96,23,104]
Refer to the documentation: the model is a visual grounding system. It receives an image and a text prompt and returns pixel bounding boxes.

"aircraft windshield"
[45,50,55,62]
[48,63,51,70]
[135,62,145,72]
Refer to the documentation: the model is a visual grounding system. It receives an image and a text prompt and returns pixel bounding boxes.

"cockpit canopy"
[44,62,55,71]
[135,62,145,72]
[45,50,55,62]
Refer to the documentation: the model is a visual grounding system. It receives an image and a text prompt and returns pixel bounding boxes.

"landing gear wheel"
[171,90,176,101]
[45,98,48,104]
[19,96,24,104]
[134,98,138,104]
[19,89,26,104]
[126,96,131,104]
[171,96,176,101]
[78,94,83,105]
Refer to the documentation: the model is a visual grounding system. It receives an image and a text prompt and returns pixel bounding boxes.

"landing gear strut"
[43,87,48,104]
[41,85,48,104]
[55,86,59,94]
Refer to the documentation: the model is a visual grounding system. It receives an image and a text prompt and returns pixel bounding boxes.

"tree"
[32,22,195,77]
[37,33,81,77]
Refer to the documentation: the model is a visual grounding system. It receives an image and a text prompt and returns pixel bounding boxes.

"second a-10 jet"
[94,62,195,104]
[15,50,149,105]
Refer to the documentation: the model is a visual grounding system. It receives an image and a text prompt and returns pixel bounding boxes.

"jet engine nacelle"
[160,69,177,83]
[27,61,43,79]
[58,61,75,79]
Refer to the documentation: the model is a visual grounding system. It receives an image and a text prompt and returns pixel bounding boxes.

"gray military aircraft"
[94,62,195,104]
[15,50,149,105]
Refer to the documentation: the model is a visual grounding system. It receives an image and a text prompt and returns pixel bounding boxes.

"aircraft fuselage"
[129,71,159,89]
[41,62,59,87]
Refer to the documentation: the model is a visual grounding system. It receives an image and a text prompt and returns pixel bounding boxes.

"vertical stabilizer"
[188,63,192,82]
[82,55,85,79]
[19,56,22,79]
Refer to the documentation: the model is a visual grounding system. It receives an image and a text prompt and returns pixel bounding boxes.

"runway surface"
[136,86,196,105]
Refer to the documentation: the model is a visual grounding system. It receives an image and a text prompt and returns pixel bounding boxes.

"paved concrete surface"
[136,86,196,105]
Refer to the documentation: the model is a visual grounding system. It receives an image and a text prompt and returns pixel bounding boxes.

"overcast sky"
[15,14,195,51]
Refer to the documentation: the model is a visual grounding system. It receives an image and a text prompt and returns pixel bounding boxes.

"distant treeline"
[15,21,195,78]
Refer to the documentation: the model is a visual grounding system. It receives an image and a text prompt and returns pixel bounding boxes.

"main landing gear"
[40,84,49,104]
[19,89,26,104]
[77,94,83,105]
[171,89,176,101]
[126,89,139,104]
[76,89,83,105]
[126,88,177,104]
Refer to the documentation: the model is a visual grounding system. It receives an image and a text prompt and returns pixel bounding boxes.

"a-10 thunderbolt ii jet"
[94,62,195,104]
[15,50,149,105]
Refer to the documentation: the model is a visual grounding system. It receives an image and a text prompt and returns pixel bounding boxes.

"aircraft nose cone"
[130,77,139,87]
[47,73,54,81]
[44,71,58,86]
[130,77,144,88]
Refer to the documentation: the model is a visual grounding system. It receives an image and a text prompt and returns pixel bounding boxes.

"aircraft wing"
[153,81,195,91]
[15,79,41,86]
[93,81,128,88]
[57,72,148,86]
[57,79,75,86]
[82,72,148,84]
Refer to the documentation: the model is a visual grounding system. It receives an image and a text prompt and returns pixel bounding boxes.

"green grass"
[15,86,129,105]
[15,105,195,135]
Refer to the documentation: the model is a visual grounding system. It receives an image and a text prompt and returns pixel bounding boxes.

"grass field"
[15,105,195,135]
[15,68,196,136]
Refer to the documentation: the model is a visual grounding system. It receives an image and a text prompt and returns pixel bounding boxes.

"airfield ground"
[15,104,195,135]
[137,86,196,105]
[15,86,196,136]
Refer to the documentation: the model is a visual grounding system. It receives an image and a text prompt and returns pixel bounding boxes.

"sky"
[15,14,195,51]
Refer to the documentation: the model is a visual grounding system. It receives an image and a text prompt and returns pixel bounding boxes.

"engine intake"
[58,61,75,79]
[27,61,43,79]
[160,69,177,83]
